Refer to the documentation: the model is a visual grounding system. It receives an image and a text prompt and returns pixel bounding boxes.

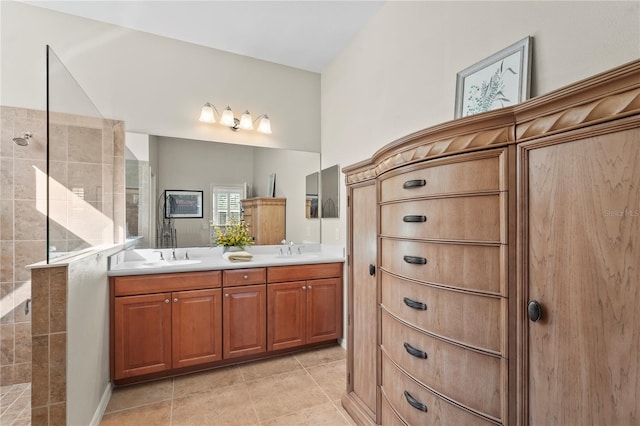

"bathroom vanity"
[108,246,343,385]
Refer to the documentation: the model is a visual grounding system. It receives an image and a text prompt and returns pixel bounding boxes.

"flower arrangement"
[212,217,253,249]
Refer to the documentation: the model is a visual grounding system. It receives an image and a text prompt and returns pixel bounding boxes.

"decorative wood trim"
[515,87,640,142]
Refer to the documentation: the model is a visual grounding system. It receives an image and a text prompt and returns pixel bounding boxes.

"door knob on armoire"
[527,300,542,322]
[369,264,376,276]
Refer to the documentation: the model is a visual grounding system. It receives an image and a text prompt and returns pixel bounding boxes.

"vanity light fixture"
[199,103,272,134]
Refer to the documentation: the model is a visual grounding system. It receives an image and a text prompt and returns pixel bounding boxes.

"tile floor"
[0,382,31,425]
[101,344,355,426]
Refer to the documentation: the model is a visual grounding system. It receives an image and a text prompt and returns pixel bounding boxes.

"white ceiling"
[24,0,385,73]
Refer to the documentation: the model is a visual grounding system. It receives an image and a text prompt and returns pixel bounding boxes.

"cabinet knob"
[528,300,542,322]
[225,293,230,297]
[302,286,307,290]
[243,275,248,280]
[164,299,170,304]
[173,298,178,303]
[307,285,312,289]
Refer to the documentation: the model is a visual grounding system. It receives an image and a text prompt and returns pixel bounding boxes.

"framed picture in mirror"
[165,190,203,218]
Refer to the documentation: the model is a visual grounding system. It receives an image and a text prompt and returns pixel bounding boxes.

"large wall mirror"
[126,133,321,248]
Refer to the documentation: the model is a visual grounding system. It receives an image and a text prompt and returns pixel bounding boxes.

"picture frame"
[455,36,532,118]
[164,190,203,218]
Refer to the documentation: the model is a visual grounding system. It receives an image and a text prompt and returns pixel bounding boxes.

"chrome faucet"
[153,250,164,261]
[171,248,177,260]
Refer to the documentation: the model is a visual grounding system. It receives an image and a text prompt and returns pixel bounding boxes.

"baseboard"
[90,382,113,426]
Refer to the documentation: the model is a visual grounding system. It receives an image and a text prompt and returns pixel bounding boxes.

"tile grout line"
[299,355,352,425]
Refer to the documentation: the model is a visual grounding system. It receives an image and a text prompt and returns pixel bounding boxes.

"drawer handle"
[404,391,428,412]
[403,255,427,265]
[404,342,427,359]
[403,215,427,223]
[403,179,426,189]
[403,297,427,311]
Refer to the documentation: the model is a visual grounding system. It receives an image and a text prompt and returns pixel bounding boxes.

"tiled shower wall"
[0,105,124,388]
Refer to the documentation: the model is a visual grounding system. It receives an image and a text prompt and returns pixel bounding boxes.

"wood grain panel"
[172,288,222,368]
[306,278,342,344]
[381,392,408,426]
[524,129,640,425]
[381,272,504,354]
[381,353,497,426]
[267,281,306,351]
[223,268,266,287]
[222,284,267,359]
[380,195,503,243]
[380,150,504,202]
[114,271,221,296]
[381,309,504,420]
[380,238,503,294]
[349,183,378,416]
[267,262,342,283]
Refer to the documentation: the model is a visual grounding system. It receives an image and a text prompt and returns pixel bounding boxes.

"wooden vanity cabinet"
[111,271,222,380]
[267,263,343,351]
[222,268,267,359]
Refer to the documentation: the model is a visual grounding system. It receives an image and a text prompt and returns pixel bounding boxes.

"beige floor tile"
[261,402,351,425]
[100,400,171,426]
[171,382,259,426]
[294,344,346,368]
[239,355,303,382]
[334,399,358,426]
[308,360,347,401]
[173,365,244,399]
[249,369,331,422]
[105,379,173,413]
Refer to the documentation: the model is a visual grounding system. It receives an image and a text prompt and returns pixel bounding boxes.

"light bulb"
[257,115,272,134]
[199,103,215,123]
[220,106,235,127]
[239,110,253,130]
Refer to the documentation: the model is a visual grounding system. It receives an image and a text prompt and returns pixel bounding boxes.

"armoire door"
[522,126,640,425]
[344,181,378,421]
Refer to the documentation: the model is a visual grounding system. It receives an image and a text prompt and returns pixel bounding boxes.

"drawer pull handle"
[403,297,427,311]
[403,179,426,189]
[403,255,427,265]
[404,391,428,412]
[404,342,427,359]
[403,215,427,223]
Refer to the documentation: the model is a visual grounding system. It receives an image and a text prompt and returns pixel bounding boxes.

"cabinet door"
[172,288,222,368]
[306,278,342,344]
[523,129,640,425]
[267,281,306,351]
[347,182,378,416]
[223,284,267,359]
[113,293,172,379]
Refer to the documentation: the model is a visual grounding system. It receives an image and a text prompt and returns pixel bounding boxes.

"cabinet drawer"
[380,151,504,202]
[223,268,266,287]
[380,195,504,242]
[267,262,342,283]
[381,309,504,420]
[381,391,408,426]
[381,271,504,354]
[113,271,222,296]
[381,353,496,426]
[380,238,504,294]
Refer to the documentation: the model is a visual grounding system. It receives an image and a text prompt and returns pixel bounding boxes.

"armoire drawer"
[380,151,505,203]
[381,391,408,426]
[380,238,504,294]
[381,353,497,426]
[381,271,505,354]
[381,309,505,420]
[380,194,504,243]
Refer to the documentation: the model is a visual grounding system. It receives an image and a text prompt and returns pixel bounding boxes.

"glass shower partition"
[46,45,123,262]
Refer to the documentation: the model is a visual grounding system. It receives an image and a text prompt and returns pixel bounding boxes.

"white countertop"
[108,244,345,276]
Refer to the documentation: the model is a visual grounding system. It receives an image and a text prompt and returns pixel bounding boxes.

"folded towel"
[223,251,253,262]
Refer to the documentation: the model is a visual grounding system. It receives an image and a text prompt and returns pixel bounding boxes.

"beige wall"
[0,1,320,153]
[320,0,640,246]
